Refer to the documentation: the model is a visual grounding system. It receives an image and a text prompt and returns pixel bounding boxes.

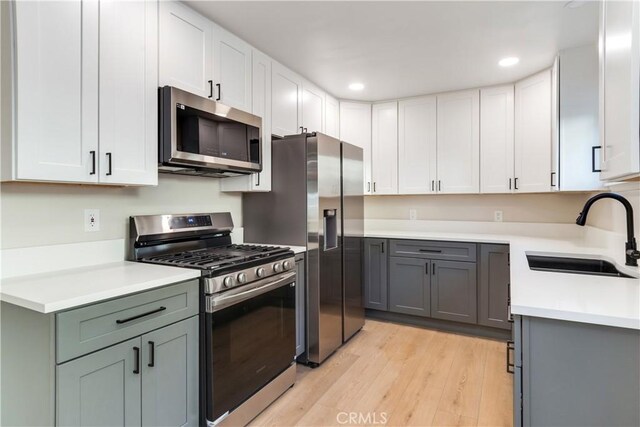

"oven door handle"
[207,272,296,313]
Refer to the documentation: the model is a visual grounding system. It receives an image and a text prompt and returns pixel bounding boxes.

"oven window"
[176,104,259,164]
[206,280,295,422]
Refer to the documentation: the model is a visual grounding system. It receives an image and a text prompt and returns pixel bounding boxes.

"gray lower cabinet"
[388,257,430,317]
[57,337,142,426]
[364,238,388,310]
[513,315,640,427]
[57,316,199,427]
[430,260,477,324]
[295,253,306,357]
[478,244,511,330]
[141,316,199,427]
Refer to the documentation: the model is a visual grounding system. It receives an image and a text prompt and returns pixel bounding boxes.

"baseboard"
[365,309,512,341]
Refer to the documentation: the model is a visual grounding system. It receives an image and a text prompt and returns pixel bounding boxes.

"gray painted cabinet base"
[478,244,511,330]
[57,337,142,426]
[514,315,640,427]
[430,260,477,324]
[389,256,430,317]
[364,239,388,310]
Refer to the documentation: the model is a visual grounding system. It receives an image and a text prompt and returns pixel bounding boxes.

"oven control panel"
[203,256,296,294]
[169,215,212,229]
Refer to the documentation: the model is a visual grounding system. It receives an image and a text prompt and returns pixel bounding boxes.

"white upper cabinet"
[398,96,437,194]
[12,0,99,183]
[301,81,325,134]
[514,69,552,193]
[324,95,340,139]
[480,86,514,194]
[599,0,640,181]
[98,0,158,186]
[213,25,252,112]
[371,102,398,195]
[158,1,213,98]
[272,62,303,137]
[340,102,372,194]
[559,44,604,191]
[436,90,480,194]
[221,49,272,192]
[8,0,157,186]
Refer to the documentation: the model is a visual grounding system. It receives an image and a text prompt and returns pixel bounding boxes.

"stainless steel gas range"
[130,212,296,426]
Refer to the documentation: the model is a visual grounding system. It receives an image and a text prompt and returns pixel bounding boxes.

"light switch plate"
[409,209,417,220]
[84,209,100,232]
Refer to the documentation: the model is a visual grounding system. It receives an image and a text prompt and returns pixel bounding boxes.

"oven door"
[204,272,296,423]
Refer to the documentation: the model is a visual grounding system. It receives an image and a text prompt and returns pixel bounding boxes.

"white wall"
[365,192,594,224]
[0,175,242,249]
[587,186,640,241]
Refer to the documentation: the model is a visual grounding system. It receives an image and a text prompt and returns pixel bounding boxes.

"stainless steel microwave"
[159,86,262,177]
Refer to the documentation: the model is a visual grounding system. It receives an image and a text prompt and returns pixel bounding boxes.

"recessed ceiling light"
[348,83,365,91]
[499,57,520,67]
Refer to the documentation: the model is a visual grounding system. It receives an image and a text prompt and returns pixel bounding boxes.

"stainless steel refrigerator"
[243,132,365,365]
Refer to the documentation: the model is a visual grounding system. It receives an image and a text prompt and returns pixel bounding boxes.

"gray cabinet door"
[141,316,199,427]
[364,238,388,310]
[478,244,511,330]
[388,257,430,317]
[430,260,477,324]
[295,253,306,357]
[57,337,142,426]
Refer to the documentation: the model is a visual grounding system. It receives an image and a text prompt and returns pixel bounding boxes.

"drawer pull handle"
[506,340,515,374]
[133,346,140,374]
[418,249,442,253]
[116,306,166,325]
[148,341,155,367]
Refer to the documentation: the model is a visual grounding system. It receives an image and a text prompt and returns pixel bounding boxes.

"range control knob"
[273,262,283,273]
[223,276,234,288]
[283,260,292,271]
[237,272,247,284]
[256,267,266,278]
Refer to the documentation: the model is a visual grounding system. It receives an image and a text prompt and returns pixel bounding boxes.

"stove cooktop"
[140,244,292,272]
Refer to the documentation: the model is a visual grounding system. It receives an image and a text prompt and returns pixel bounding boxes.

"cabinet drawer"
[390,240,477,262]
[56,280,199,363]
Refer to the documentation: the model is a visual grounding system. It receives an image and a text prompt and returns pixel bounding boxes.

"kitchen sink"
[526,254,637,278]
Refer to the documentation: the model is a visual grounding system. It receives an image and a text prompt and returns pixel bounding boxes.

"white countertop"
[365,220,640,330]
[0,261,201,314]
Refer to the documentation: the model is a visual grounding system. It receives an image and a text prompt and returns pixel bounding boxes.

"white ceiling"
[186,1,599,101]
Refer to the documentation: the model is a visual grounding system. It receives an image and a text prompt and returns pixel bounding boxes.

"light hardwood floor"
[250,320,513,427]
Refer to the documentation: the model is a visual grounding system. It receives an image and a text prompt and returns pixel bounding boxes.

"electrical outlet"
[494,210,503,222]
[84,209,100,232]
[409,209,417,220]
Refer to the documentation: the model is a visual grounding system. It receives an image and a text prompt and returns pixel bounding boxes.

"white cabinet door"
[302,82,325,134]
[398,96,437,194]
[371,102,398,195]
[514,70,552,193]
[480,86,514,194]
[271,62,302,137]
[13,0,99,183]
[158,1,213,98]
[599,0,640,181]
[559,45,604,191]
[99,0,158,186]
[436,90,480,194]
[324,94,340,139]
[340,102,372,194]
[221,49,272,192]
[213,25,252,112]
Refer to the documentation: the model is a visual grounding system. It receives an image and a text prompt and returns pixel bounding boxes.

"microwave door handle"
[207,273,295,312]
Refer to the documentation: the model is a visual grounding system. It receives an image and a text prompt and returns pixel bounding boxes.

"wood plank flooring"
[250,320,513,427]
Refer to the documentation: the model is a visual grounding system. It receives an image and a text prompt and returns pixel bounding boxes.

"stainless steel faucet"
[576,193,640,267]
